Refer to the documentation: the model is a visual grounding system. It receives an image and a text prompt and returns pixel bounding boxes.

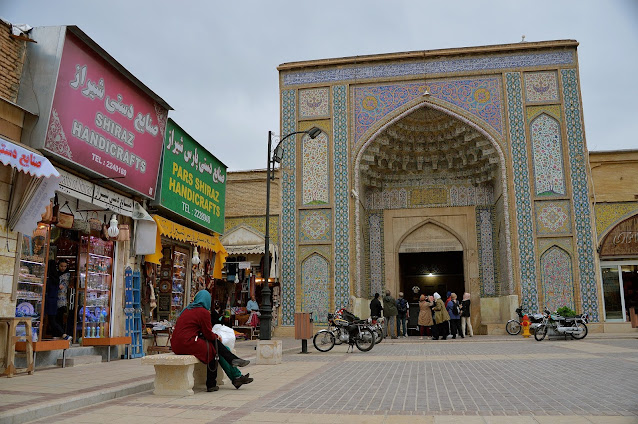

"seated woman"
[211,301,253,389]
[172,290,251,392]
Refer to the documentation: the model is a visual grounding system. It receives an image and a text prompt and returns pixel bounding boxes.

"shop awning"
[2,137,61,236]
[145,215,228,278]
[0,137,59,178]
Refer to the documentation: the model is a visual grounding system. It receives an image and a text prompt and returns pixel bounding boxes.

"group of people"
[370,290,473,340]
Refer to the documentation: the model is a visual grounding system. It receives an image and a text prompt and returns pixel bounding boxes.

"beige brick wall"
[225,169,281,218]
[0,21,27,103]
[590,151,638,203]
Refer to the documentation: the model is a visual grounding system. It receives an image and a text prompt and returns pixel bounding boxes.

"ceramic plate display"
[16,302,35,316]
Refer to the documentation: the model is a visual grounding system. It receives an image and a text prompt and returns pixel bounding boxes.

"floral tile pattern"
[506,72,538,313]
[299,209,332,242]
[524,71,559,103]
[535,200,572,235]
[333,85,350,306]
[530,113,566,196]
[283,51,574,86]
[281,89,297,326]
[299,87,330,119]
[353,77,504,146]
[302,132,329,205]
[594,202,638,239]
[369,213,384,297]
[301,254,330,324]
[476,207,496,296]
[540,246,575,312]
[562,68,599,321]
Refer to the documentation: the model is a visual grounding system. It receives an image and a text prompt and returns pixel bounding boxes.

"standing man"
[396,292,409,338]
[382,290,398,339]
[369,292,383,318]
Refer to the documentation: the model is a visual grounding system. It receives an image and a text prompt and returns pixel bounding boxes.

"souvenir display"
[15,225,50,341]
[76,235,113,339]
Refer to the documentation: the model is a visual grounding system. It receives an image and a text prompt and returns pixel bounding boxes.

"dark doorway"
[399,251,465,335]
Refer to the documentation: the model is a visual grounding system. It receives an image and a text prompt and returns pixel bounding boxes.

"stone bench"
[141,353,228,396]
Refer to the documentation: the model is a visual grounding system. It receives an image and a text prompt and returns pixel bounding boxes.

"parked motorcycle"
[332,308,383,345]
[534,309,589,341]
[368,316,384,344]
[313,312,376,352]
[506,306,544,335]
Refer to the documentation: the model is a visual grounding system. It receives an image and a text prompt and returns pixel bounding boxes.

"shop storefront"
[12,25,170,353]
[3,139,61,349]
[145,119,227,325]
[599,215,638,326]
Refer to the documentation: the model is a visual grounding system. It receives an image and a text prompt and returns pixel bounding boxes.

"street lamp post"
[260,127,321,340]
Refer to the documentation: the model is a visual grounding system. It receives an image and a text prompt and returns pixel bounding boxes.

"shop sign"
[600,214,638,257]
[44,32,167,198]
[156,119,226,234]
[57,169,134,217]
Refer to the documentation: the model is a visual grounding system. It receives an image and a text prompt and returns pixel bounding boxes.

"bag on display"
[115,224,130,241]
[56,202,75,229]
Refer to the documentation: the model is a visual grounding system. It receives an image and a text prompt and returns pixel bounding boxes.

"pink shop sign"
[44,32,167,198]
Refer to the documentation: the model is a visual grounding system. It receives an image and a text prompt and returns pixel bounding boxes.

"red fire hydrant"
[522,314,531,338]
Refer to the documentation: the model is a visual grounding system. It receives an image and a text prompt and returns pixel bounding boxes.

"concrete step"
[57,354,102,367]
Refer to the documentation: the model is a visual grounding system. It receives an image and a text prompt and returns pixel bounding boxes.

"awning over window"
[145,215,227,278]
[2,137,61,236]
[0,137,59,178]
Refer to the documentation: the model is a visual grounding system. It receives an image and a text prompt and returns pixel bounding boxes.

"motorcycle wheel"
[570,323,588,340]
[313,331,336,352]
[355,328,375,352]
[534,324,547,341]
[506,320,521,335]
[374,328,384,344]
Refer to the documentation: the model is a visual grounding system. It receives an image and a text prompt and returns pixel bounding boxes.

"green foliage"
[556,306,576,317]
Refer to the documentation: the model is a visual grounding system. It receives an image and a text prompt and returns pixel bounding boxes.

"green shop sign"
[156,119,226,234]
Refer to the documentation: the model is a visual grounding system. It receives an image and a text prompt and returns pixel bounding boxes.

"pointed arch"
[540,246,575,312]
[353,98,513,296]
[301,130,330,205]
[530,113,566,196]
[301,253,331,322]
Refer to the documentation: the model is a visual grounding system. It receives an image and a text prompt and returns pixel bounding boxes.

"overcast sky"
[3,1,638,171]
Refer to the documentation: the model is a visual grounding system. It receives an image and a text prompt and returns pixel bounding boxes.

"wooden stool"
[0,317,34,377]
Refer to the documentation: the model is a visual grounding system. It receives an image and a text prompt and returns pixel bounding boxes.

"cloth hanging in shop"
[131,202,156,255]
[1,137,61,235]
[145,215,227,277]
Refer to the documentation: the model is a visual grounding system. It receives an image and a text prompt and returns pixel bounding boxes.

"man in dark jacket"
[382,290,398,339]
[369,293,383,318]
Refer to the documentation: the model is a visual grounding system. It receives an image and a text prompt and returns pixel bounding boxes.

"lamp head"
[107,214,119,238]
[192,246,201,265]
[307,127,321,139]
[272,143,284,164]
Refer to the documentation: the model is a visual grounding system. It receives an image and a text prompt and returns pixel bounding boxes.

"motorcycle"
[506,306,544,335]
[534,309,589,341]
[332,308,383,345]
[313,312,376,352]
[367,316,384,345]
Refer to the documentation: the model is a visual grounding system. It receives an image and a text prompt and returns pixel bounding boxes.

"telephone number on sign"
[106,161,127,176]
[193,209,210,223]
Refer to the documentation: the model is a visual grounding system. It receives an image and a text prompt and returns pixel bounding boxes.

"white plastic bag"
[212,324,236,350]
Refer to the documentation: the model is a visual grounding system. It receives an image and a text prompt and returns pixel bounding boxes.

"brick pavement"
[1,336,637,423]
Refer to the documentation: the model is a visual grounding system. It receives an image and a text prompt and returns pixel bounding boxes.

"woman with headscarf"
[460,292,473,337]
[172,290,251,392]
[431,292,450,340]
[417,294,434,340]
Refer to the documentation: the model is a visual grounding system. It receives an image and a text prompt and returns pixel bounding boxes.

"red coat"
[171,307,219,363]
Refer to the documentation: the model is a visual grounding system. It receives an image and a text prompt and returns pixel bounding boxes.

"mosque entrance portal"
[399,251,465,335]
